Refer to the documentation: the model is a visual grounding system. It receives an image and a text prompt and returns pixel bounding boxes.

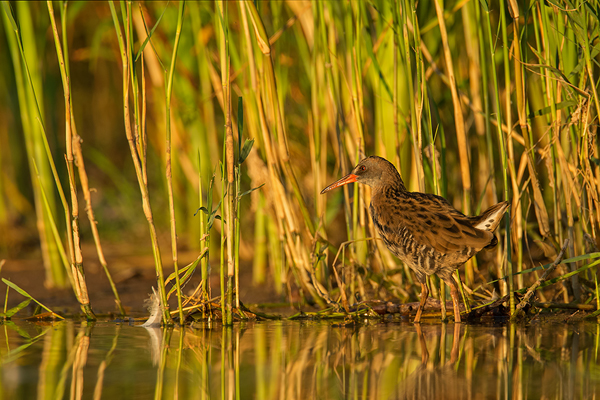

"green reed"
[109,0,171,323]
[1,2,64,288]
[164,0,185,324]
[3,1,97,318]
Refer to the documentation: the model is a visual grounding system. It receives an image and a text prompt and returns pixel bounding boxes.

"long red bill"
[320,173,358,194]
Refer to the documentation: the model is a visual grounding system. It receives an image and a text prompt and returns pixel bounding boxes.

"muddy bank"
[0,242,293,319]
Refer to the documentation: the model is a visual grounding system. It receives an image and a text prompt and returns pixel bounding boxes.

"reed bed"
[0,0,599,324]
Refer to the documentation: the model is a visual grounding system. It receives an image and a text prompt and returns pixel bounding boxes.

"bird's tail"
[472,201,510,232]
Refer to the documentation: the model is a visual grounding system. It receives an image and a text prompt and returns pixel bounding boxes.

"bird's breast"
[369,199,459,277]
[370,202,416,258]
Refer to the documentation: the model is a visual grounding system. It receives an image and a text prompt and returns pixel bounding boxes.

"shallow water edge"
[1,319,599,399]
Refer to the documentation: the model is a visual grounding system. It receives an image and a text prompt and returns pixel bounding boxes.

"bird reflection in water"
[399,323,465,400]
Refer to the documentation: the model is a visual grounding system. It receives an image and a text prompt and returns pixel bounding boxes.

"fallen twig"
[513,239,569,319]
[532,302,597,311]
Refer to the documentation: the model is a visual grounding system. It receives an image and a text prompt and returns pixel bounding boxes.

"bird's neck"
[372,179,408,198]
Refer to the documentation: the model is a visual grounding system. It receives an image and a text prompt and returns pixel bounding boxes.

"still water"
[1,318,599,399]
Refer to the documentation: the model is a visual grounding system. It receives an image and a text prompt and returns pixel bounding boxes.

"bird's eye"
[359,165,366,171]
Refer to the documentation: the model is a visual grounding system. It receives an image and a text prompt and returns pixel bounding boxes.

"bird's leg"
[449,322,461,364]
[443,275,462,323]
[415,323,429,365]
[414,281,429,324]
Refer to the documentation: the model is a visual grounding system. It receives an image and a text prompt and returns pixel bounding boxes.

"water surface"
[1,318,598,399]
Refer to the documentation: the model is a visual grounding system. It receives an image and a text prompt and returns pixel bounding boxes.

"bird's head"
[320,156,403,194]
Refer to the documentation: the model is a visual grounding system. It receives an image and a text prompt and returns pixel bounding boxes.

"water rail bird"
[321,156,509,323]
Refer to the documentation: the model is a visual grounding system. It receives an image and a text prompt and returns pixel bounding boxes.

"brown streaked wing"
[400,194,494,255]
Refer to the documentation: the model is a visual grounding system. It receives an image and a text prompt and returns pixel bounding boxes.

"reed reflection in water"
[1,319,599,399]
